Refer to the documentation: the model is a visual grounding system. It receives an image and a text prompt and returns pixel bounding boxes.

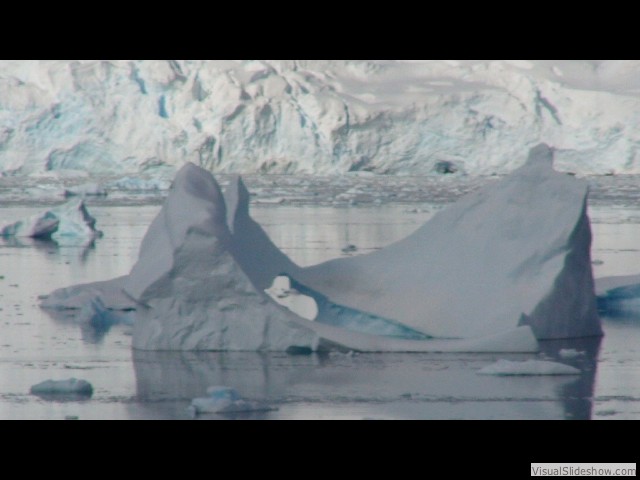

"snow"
[295,144,602,340]
[30,378,94,395]
[2,60,640,178]
[188,386,275,416]
[477,359,581,376]
[264,276,318,321]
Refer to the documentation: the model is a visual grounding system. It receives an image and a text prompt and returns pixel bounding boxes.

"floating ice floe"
[30,378,94,396]
[188,386,276,416]
[595,274,640,317]
[106,177,171,191]
[558,348,585,359]
[64,182,107,197]
[477,359,581,376]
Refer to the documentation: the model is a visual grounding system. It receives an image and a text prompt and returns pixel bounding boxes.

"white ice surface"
[264,276,318,321]
[477,359,581,376]
[2,60,640,178]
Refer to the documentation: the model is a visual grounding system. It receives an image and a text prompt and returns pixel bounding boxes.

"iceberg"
[0,211,59,239]
[293,144,602,340]
[51,200,102,241]
[42,162,538,352]
[126,164,323,351]
[188,386,275,416]
[0,199,101,242]
[63,182,107,197]
[30,378,94,396]
[596,280,640,317]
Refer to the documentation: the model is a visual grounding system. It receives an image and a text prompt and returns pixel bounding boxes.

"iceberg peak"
[523,143,555,170]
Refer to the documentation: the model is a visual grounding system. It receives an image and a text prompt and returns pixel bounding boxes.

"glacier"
[2,60,640,178]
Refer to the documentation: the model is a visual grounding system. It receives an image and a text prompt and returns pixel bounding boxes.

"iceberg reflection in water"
[132,336,600,420]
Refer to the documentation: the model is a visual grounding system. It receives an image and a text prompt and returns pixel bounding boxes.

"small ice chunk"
[254,197,285,205]
[64,182,107,197]
[558,348,585,359]
[106,177,170,191]
[341,244,358,254]
[478,359,581,376]
[188,386,275,416]
[30,378,94,396]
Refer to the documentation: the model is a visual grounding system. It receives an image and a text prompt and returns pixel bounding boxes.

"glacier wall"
[2,60,640,177]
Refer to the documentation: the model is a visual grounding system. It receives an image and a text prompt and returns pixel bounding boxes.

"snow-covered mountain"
[1,60,640,177]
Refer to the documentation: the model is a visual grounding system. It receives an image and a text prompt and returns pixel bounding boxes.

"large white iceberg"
[42,161,539,352]
[293,144,602,340]
[41,145,601,350]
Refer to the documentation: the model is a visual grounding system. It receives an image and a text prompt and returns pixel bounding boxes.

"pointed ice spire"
[223,175,250,235]
[522,143,555,170]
